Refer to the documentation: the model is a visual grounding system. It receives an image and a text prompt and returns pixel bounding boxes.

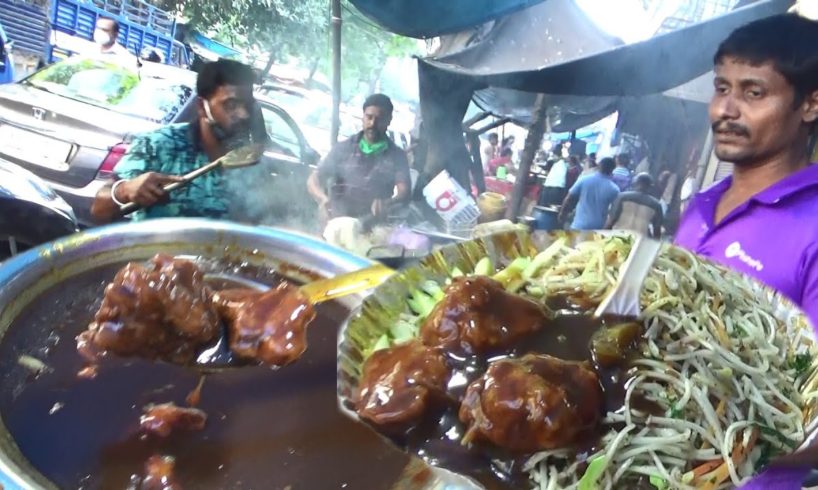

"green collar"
[359,136,388,155]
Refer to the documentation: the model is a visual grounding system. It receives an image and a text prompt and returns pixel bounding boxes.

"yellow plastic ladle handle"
[299,263,395,304]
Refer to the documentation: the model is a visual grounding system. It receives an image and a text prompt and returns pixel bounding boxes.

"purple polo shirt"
[675,163,818,490]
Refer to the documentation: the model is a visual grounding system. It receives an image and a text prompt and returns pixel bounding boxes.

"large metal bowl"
[338,230,818,489]
[0,218,392,489]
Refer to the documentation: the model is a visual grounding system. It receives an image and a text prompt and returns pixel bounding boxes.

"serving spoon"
[594,234,663,319]
[119,144,264,216]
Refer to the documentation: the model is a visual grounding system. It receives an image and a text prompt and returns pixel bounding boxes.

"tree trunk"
[262,50,276,79]
[507,94,549,220]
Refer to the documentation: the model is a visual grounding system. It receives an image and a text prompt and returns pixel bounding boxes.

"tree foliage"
[155,0,419,99]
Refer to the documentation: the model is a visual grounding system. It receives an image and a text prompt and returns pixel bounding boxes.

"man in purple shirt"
[674,14,818,489]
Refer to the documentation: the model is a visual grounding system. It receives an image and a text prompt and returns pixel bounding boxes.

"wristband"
[110,179,129,207]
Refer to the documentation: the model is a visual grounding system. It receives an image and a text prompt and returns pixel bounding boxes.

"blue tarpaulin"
[348,0,547,38]
[187,30,242,61]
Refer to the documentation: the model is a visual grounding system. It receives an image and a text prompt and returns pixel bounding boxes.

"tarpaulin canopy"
[348,0,547,38]
[422,0,792,96]
[415,0,791,191]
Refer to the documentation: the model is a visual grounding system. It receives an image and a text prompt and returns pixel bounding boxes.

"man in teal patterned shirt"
[90,59,258,222]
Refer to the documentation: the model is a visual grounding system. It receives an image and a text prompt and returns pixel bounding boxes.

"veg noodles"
[522,236,818,489]
[355,233,818,490]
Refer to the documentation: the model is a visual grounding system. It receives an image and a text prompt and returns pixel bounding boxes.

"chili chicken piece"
[459,354,603,453]
[224,282,316,366]
[420,276,549,355]
[140,403,207,438]
[77,254,220,364]
[355,340,450,431]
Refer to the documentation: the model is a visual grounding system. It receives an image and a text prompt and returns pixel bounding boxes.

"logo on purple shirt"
[674,164,818,329]
[724,241,764,272]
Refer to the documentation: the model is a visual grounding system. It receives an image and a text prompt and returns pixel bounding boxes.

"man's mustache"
[712,120,750,137]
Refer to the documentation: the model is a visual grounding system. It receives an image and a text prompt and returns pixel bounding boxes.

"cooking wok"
[0,218,463,489]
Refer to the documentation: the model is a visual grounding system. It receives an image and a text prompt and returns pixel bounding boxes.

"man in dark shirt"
[606,172,664,238]
[307,93,410,223]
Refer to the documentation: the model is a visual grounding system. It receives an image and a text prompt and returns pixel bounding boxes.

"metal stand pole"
[330,0,342,147]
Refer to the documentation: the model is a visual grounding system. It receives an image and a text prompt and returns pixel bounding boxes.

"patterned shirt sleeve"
[113,133,156,180]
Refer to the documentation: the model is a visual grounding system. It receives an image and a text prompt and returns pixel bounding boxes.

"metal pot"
[0,219,382,489]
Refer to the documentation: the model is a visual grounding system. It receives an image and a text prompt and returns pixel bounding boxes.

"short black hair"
[197,59,257,99]
[98,17,120,35]
[599,157,616,175]
[363,93,393,114]
[616,153,631,166]
[488,132,499,141]
[500,147,513,157]
[715,14,818,104]
[634,172,653,188]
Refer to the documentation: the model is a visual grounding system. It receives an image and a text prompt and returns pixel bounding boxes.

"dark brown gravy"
[357,305,641,490]
[0,262,409,489]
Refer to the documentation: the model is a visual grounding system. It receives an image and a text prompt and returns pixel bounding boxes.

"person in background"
[94,17,132,58]
[606,173,664,238]
[581,153,599,176]
[481,132,499,173]
[584,152,597,169]
[612,153,632,191]
[0,21,14,84]
[541,153,569,205]
[675,16,818,487]
[307,93,410,224]
[90,59,260,222]
[552,141,566,160]
[654,169,679,215]
[488,147,513,177]
[501,135,516,155]
[558,157,620,230]
[566,154,582,190]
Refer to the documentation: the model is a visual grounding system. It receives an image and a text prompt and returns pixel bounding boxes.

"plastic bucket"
[532,205,560,231]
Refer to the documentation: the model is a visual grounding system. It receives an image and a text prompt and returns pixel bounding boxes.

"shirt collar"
[700,163,818,206]
[751,163,818,204]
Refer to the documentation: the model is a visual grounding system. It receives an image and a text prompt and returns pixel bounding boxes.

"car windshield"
[24,58,193,124]
[261,87,359,136]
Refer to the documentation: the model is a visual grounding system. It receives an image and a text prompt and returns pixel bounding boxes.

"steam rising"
[223,159,320,234]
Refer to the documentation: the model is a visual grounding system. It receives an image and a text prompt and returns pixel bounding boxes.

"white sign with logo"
[422,170,480,225]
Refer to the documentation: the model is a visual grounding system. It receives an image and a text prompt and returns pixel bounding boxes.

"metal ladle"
[118,144,264,216]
